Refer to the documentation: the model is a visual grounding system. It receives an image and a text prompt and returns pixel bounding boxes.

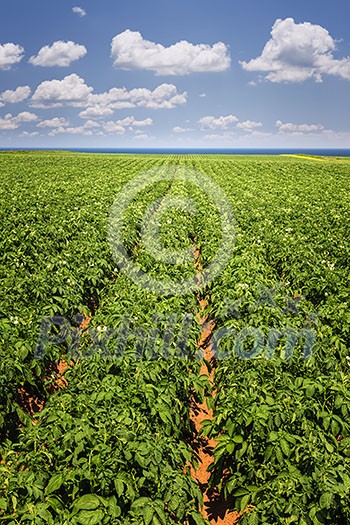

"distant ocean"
[1,147,350,156]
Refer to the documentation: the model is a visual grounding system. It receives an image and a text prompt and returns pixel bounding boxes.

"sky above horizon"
[1,0,350,148]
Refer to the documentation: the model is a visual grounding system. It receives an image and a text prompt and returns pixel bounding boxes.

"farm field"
[0,151,350,524]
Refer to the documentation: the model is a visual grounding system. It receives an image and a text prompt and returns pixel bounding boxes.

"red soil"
[190,246,239,524]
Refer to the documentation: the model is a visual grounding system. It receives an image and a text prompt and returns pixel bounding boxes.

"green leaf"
[47,496,63,513]
[233,488,250,497]
[76,509,105,525]
[108,497,121,518]
[45,473,63,495]
[226,419,235,437]
[226,442,235,454]
[114,479,124,498]
[189,511,207,525]
[325,441,334,453]
[131,497,151,510]
[143,506,154,525]
[280,438,290,457]
[247,511,259,525]
[73,494,101,511]
[319,492,333,509]
[154,504,167,525]
[331,419,341,436]
[37,506,53,521]
[239,494,250,511]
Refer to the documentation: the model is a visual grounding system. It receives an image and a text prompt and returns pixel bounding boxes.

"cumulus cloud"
[103,116,153,134]
[29,41,87,67]
[72,6,86,17]
[276,119,324,132]
[0,111,38,129]
[0,43,24,70]
[46,115,152,137]
[0,86,31,104]
[103,122,126,135]
[198,114,238,130]
[0,115,18,130]
[173,126,192,133]
[49,120,100,136]
[21,131,39,137]
[50,126,93,136]
[37,117,70,128]
[111,29,231,75]
[31,75,187,118]
[14,111,38,123]
[31,74,94,107]
[114,116,153,127]
[79,106,115,118]
[85,83,188,111]
[240,18,350,83]
[237,120,263,131]
[248,131,272,138]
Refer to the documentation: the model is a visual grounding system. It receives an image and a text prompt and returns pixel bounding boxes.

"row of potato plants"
[198,155,350,524]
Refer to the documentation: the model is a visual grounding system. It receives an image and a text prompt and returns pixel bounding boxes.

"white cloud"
[0,111,38,130]
[103,116,153,134]
[237,120,263,131]
[48,118,101,136]
[0,86,31,104]
[111,29,231,75]
[52,126,93,136]
[173,126,192,133]
[21,131,39,137]
[114,116,153,127]
[13,111,38,123]
[321,129,350,141]
[103,122,126,135]
[0,43,24,70]
[37,117,70,128]
[199,93,207,97]
[0,115,18,130]
[49,123,95,136]
[79,106,114,118]
[45,115,152,137]
[31,74,93,107]
[29,41,87,67]
[276,119,324,132]
[72,6,86,17]
[249,131,272,138]
[32,75,187,114]
[198,114,238,130]
[83,119,101,129]
[240,18,350,83]
[87,83,187,110]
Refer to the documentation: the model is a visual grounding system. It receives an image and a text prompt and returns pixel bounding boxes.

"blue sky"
[1,0,350,148]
